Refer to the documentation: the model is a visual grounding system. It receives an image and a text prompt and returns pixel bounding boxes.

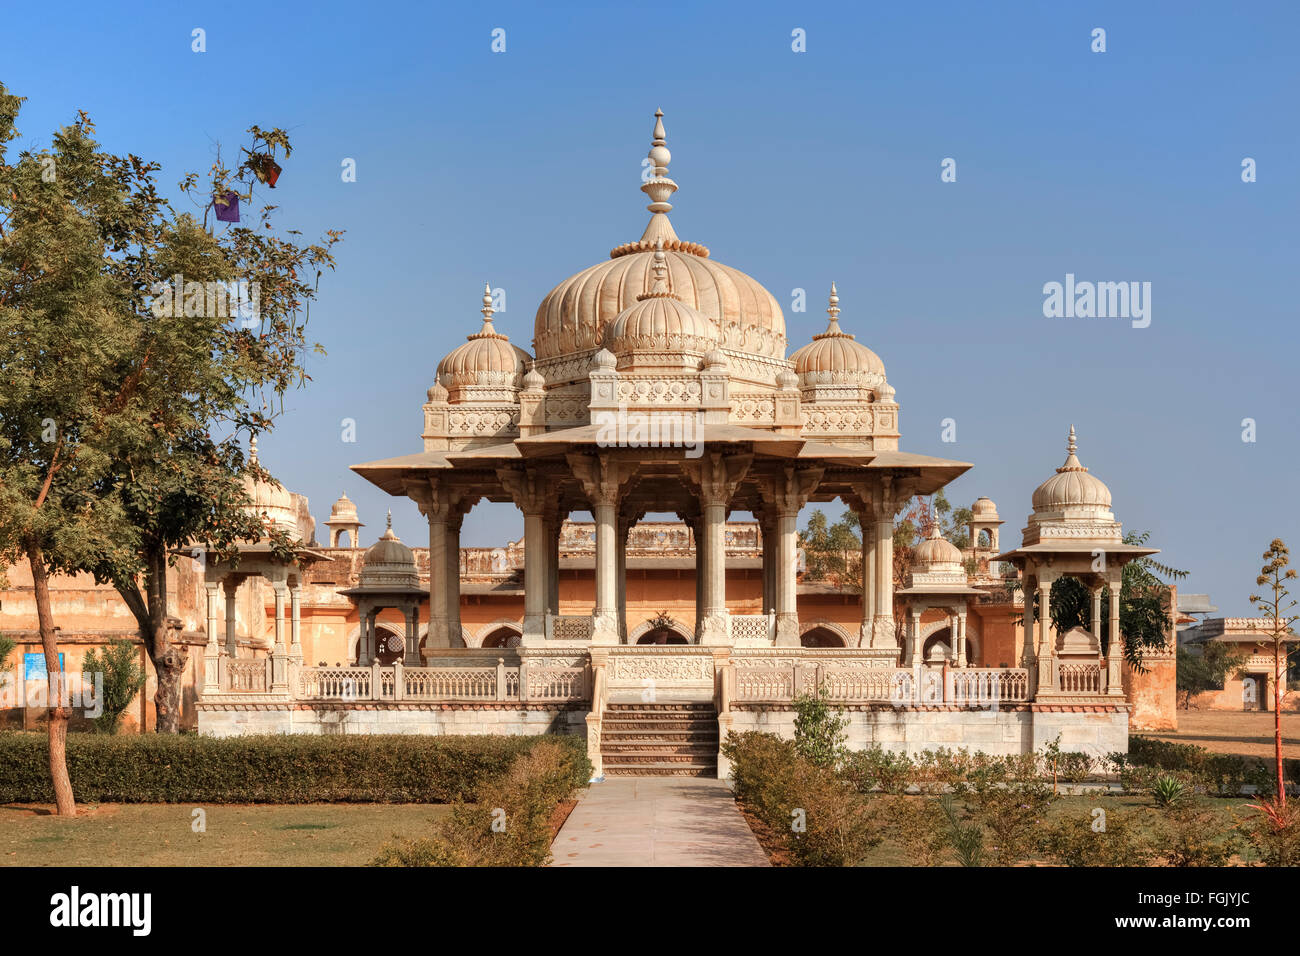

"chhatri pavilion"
[3,111,1178,773]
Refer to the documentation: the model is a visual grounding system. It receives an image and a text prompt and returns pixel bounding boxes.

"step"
[604,703,715,711]
[600,718,717,730]
[603,763,717,777]
[601,742,718,755]
[602,731,719,743]
[601,709,717,720]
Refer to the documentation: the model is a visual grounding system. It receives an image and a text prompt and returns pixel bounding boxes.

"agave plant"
[1152,775,1188,808]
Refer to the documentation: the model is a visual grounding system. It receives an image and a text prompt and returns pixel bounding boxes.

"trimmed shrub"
[840,745,915,796]
[881,794,948,866]
[1124,736,1279,797]
[1154,803,1240,867]
[723,730,881,866]
[792,688,848,770]
[1039,809,1155,867]
[370,738,590,867]
[0,731,587,804]
[953,754,1056,866]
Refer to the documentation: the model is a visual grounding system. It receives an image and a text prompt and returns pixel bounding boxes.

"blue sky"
[4,1,1297,615]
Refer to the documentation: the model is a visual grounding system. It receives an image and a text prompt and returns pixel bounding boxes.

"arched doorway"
[359,625,405,666]
[801,626,846,648]
[923,628,952,664]
[637,627,688,645]
[481,626,522,649]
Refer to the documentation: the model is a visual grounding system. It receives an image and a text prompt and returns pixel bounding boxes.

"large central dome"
[534,111,786,363]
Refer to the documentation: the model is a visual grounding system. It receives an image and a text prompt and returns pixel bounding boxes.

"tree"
[798,509,862,592]
[0,87,341,735]
[1248,539,1298,806]
[0,86,145,813]
[82,638,147,733]
[1175,642,1245,710]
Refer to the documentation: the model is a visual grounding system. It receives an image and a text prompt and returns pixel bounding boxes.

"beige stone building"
[0,111,1182,772]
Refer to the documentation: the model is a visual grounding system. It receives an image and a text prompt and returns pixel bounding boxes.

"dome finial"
[249,434,259,466]
[640,109,680,246]
[637,237,676,301]
[386,509,392,530]
[1057,424,1087,473]
[467,283,506,341]
[811,282,854,341]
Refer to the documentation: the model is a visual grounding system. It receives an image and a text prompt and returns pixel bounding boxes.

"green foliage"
[370,738,589,867]
[1151,775,1188,808]
[1239,797,1300,867]
[1155,803,1240,866]
[0,634,14,672]
[1121,736,1285,797]
[940,794,983,866]
[798,509,863,592]
[1038,809,1155,867]
[792,687,848,769]
[881,795,948,866]
[953,753,1055,865]
[0,731,586,803]
[722,731,881,866]
[81,638,146,733]
[1176,643,1246,708]
[840,745,915,795]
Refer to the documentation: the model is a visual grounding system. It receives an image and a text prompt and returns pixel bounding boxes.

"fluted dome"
[788,284,887,386]
[437,284,532,394]
[912,523,964,570]
[972,496,999,517]
[533,111,785,362]
[359,514,419,590]
[606,243,720,358]
[329,493,359,521]
[1031,426,1112,512]
[241,436,299,537]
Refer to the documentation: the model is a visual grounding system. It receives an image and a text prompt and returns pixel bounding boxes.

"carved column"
[908,606,923,669]
[956,609,968,667]
[568,456,629,646]
[289,580,303,665]
[1106,573,1124,695]
[1090,585,1103,640]
[223,578,239,658]
[545,509,563,617]
[1021,570,1038,686]
[616,512,632,643]
[203,584,221,693]
[691,454,753,645]
[1036,574,1055,695]
[270,572,289,693]
[855,477,898,650]
[445,501,475,648]
[764,466,821,647]
[407,477,455,656]
[858,509,875,647]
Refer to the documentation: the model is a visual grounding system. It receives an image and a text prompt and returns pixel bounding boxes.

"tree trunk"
[25,539,76,816]
[142,541,187,733]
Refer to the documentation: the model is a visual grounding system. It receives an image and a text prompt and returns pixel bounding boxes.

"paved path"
[550,777,769,867]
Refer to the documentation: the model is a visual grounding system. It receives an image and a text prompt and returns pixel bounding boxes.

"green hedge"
[1124,736,1298,796]
[0,731,587,804]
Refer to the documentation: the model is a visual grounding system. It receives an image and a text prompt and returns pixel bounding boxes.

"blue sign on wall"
[23,653,64,681]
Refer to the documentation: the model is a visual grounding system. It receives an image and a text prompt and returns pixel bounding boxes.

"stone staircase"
[600,702,719,777]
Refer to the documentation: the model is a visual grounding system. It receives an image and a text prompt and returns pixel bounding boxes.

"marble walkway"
[549,776,770,867]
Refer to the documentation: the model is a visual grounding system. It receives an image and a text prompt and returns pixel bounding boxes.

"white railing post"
[519,658,530,703]
[496,657,507,701]
[371,661,381,701]
[393,661,404,701]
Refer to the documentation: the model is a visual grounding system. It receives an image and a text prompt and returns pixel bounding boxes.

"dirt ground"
[1140,711,1300,760]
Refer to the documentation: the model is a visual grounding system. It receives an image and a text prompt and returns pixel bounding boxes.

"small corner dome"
[1031,426,1112,511]
[329,493,359,521]
[788,284,886,385]
[359,514,420,589]
[436,284,532,393]
[913,530,963,569]
[972,496,999,517]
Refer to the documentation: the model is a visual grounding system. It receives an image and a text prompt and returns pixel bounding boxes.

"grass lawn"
[0,803,453,867]
[855,794,1250,866]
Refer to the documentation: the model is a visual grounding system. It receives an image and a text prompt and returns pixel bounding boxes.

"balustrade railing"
[1057,662,1103,695]
[548,615,593,641]
[729,613,775,644]
[224,659,270,693]
[952,668,1030,703]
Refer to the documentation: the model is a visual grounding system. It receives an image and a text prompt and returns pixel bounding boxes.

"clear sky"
[4,1,1297,615]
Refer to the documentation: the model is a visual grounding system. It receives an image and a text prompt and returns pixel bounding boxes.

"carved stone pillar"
[1022,571,1038,685]
[1106,574,1124,696]
[1036,575,1055,695]
[908,606,923,669]
[691,453,753,645]
[223,578,240,658]
[1090,586,1103,640]
[446,503,472,648]
[616,512,632,643]
[545,510,563,616]
[858,510,875,647]
[407,477,456,656]
[270,573,289,693]
[956,609,968,668]
[289,581,303,665]
[568,456,630,646]
[203,584,221,693]
[855,478,897,650]
[765,465,822,647]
